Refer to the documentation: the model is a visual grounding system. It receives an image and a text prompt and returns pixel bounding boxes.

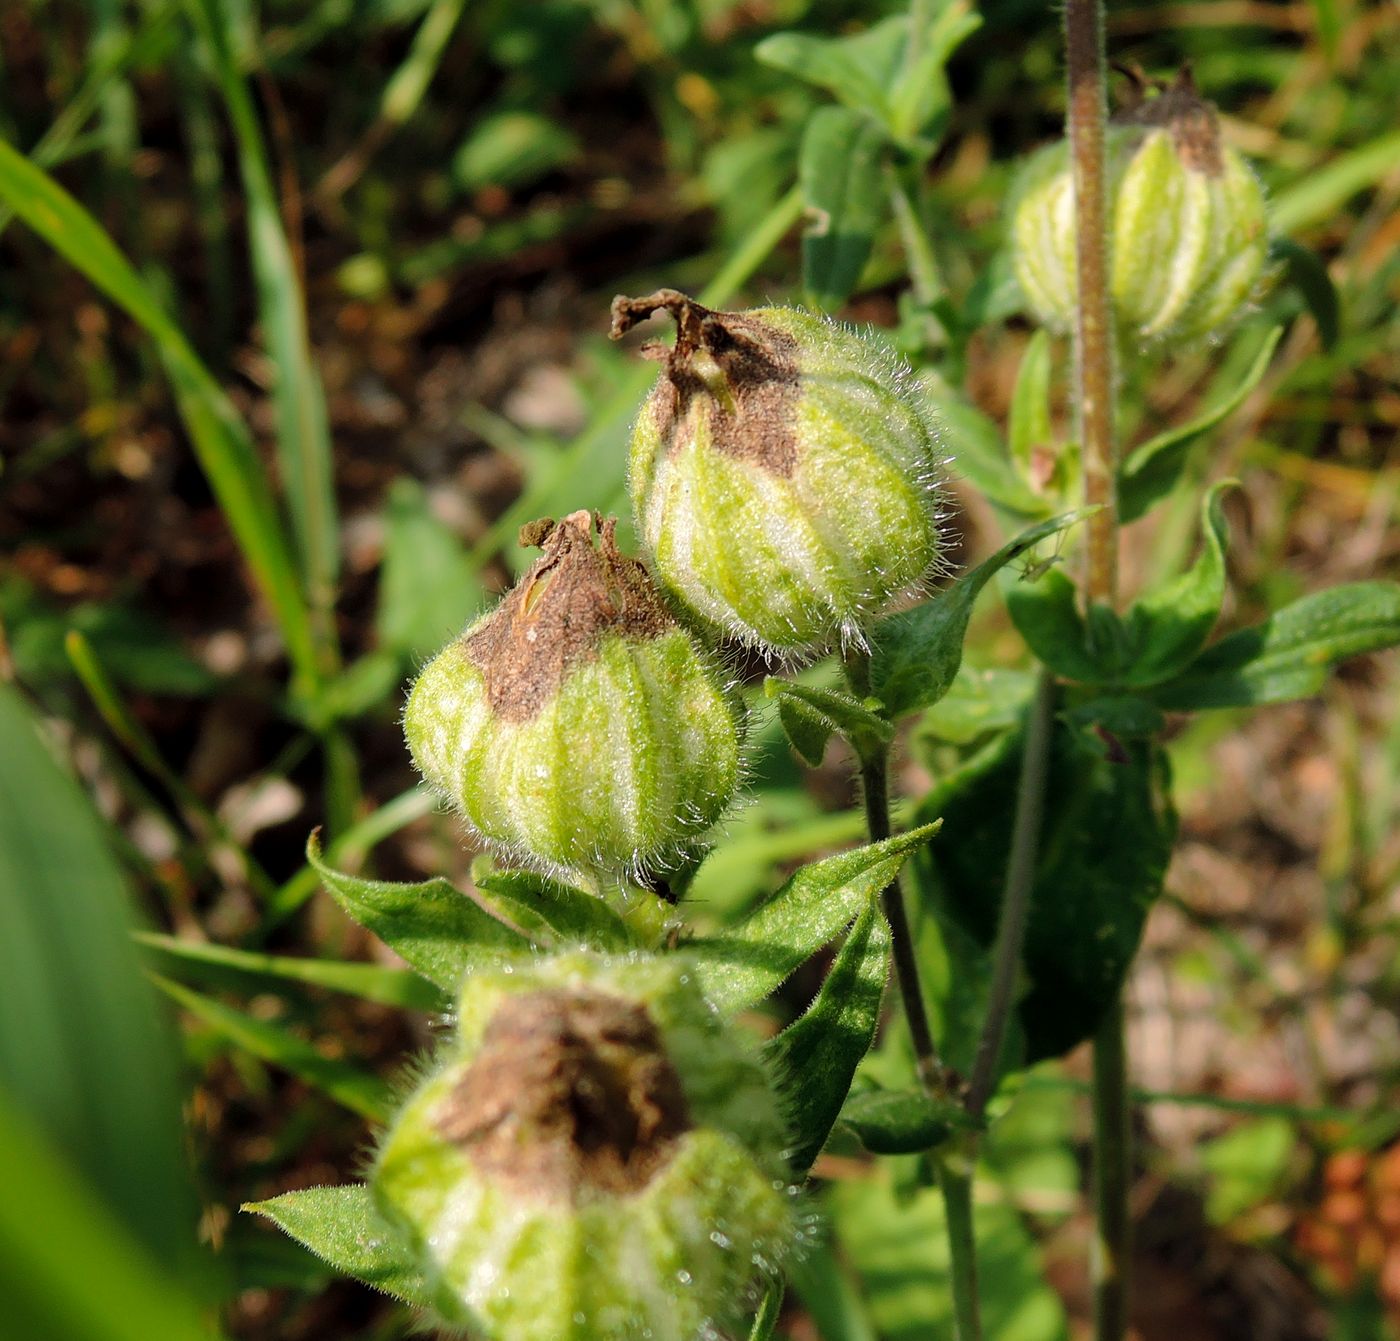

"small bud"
[403,512,742,882]
[1010,70,1269,344]
[372,953,795,1340]
[612,290,945,658]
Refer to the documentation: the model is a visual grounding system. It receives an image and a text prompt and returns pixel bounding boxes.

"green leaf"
[151,974,393,1121]
[453,109,578,192]
[921,723,1176,1062]
[1118,326,1281,524]
[1269,130,1400,235]
[747,1278,785,1341]
[1199,1116,1297,1225]
[134,933,446,1011]
[1008,330,1053,474]
[799,106,887,311]
[766,677,893,766]
[1117,480,1235,687]
[787,1243,879,1341]
[887,3,982,151]
[1003,567,1106,684]
[829,1175,1070,1340]
[764,902,890,1174]
[871,512,1088,717]
[0,683,197,1270]
[1269,237,1339,351]
[839,1086,972,1154]
[689,824,940,1015]
[755,24,899,125]
[0,1094,221,1341]
[916,666,1036,745]
[1059,695,1166,738]
[246,1184,436,1311]
[376,477,485,659]
[309,835,529,992]
[1150,581,1400,711]
[471,863,634,952]
[0,140,316,685]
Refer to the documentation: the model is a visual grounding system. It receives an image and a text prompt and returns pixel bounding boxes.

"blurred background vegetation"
[0,0,1398,1337]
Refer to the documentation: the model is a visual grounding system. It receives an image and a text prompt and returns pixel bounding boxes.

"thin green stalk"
[965,670,1056,1118]
[939,1158,983,1341]
[1064,0,1130,1335]
[888,169,942,306]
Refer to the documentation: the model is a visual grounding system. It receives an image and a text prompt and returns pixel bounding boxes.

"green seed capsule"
[612,290,945,658]
[403,511,742,882]
[1010,71,1269,344]
[372,952,795,1341]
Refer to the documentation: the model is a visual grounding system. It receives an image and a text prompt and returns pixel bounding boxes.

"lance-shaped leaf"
[764,902,890,1174]
[309,836,529,993]
[1007,329,1053,475]
[800,106,887,311]
[1150,581,1400,710]
[1118,325,1281,523]
[689,823,940,1014]
[766,677,893,767]
[135,933,445,1011]
[870,511,1087,717]
[838,1086,973,1155]
[1118,480,1235,686]
[1269,237,1338,351]
[471,863,634,952]
[151,975,392,1121]
[246,1185,436,1311]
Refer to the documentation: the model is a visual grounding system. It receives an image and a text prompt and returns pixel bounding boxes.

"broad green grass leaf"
[1008,329,1053,473]
[376,477,485,659]
[0,1094,220,1341]
[190,0,339,637]
[246,1184,436,1310]
[0,140,316,686]
[1269,130,1400,235]
[764,903,890,1174]
[1150,581,1400,710]
[134,933,446,1011]
[920,724,1176,1062]
[871,511,1087,716]
[689,823,941,1014]
[1269,237,1339,350]
[1118,325,1281,524]
[0,683,197,1269]
[766,677,893,766]
[471,864,634,952]
[838,1086,972,1155]
[829,1176,1069,1340]
[1118,480,1234,686]
[309,836,529,992]
[799,106,887,311]
[151,974,392,1121]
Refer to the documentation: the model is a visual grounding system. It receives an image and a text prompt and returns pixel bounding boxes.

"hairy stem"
[939,1157,984,1341]
[1065,1,1130,1336]
[965,670,1056,1118]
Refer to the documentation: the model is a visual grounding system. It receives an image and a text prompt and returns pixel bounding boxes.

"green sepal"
[1117,480,1235,686]
[308,834,529,993]
[838,1086,974,1155]
[1149,581,1400,711]
[871,511,1088,717]
[1117,325,1281,523]
[764,902,890,1174]
[799,106,887,311]
[470,857,635,952]
[689,823,941,1015]
[766,677,893,766]
[246,1185,438,1312]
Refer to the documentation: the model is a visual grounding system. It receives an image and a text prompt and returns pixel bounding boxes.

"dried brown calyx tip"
[610,289,801,476]
[1113,65,1223,176]
[463,510,673,722]
[435,988,692,1204]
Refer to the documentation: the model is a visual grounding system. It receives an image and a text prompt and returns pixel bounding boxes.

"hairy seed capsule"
[403,511,741,881]
[1009,71,1269,344]
[612,290,945,658]
[372,953,795,1341]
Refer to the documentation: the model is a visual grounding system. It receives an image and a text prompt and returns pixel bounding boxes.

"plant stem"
[965,670,1056,1119]
[1092,998,1131,1341]
[939,1157,983,1341]
[889,168,942,307]
[1065,1,1130,1336]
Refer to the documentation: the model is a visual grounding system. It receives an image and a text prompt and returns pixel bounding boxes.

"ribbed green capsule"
[372,952,796,1341]
[612,290,945,658]
[403,512,741,882]
[1010,71,1269,344]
